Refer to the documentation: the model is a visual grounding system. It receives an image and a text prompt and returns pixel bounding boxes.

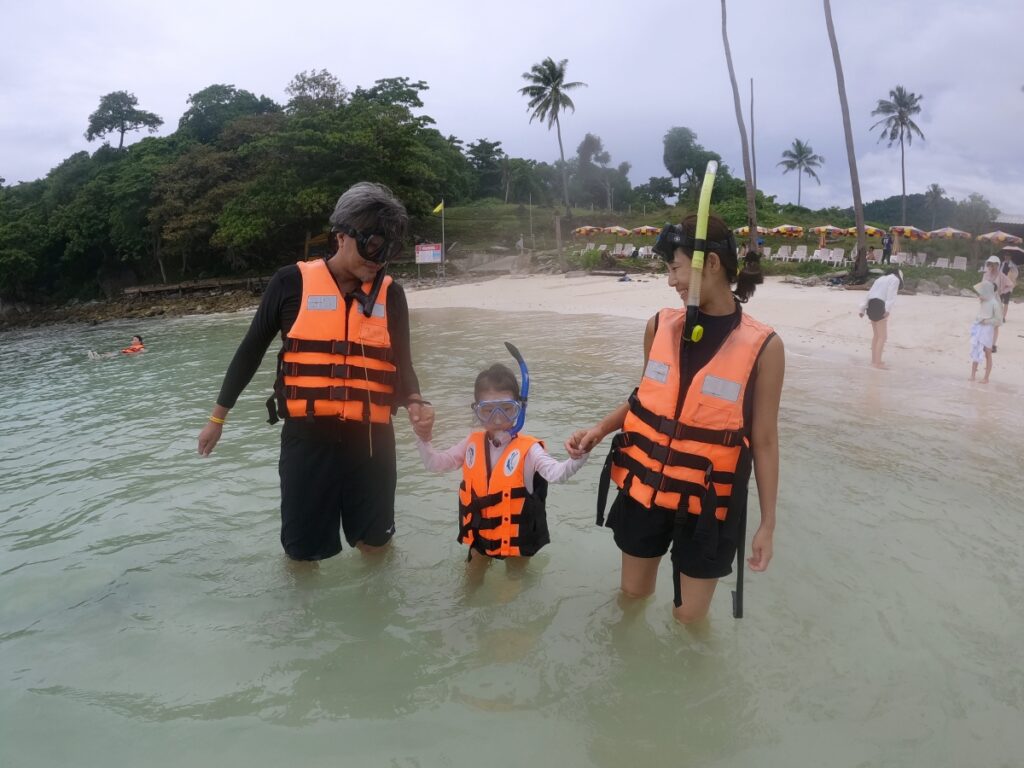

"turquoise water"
[1,308,1021,767]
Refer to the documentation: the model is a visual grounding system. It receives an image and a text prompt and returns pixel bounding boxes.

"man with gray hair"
[197,182,433,562]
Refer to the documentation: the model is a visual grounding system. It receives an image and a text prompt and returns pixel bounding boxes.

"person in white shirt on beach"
[859,268,903,369]
[969,279,1002,384]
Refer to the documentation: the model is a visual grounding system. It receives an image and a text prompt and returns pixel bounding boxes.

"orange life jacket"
[271,259,397,423]
[607,308,773,522]
[458,431,549,558]
[121,343,144,355]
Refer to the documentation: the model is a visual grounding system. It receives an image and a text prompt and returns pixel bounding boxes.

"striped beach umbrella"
[889,225,930,240]
[632,225,661,236]
[977,230,1023,245]
[809,224,846,237]
[928,226,973,240]
[737,224,770,236]
[573,225,600,236]
[602,225,630,236]
[770,224,804,237]
[845,225,887,238]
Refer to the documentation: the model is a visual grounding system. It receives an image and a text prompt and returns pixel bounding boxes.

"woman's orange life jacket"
[608,308,773,521]
[458,431,549,558]
[120,343,144,355]
[271,259,397,424]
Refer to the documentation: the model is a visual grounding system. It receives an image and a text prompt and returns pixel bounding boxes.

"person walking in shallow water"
[196,182,434,563]
[859,269,902,369]
[969,279,1002,384]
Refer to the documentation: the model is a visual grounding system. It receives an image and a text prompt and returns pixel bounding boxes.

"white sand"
[407,274,1023,390]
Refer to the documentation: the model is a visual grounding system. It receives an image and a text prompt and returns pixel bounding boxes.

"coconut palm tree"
[777,139,824,207]
[871,85,925,225]
[720,0,757,246]
[923,182,945,229]
[519,58,586,216]
[824,0,867,277]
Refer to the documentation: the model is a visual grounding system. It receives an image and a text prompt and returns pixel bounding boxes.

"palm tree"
[720,0,757,246]
[923,182,945,229]
[871,85,925,225]
[824,0,867,278]
[777,139,824,207]
[519,58,586,216]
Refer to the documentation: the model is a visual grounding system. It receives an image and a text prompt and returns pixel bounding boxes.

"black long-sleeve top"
[216,263,420,418]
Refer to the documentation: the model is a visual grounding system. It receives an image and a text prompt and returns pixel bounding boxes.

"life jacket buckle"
[648,442,670,464]
[330,340,350,355]
[330,363,352,379]
[327,385,349,401]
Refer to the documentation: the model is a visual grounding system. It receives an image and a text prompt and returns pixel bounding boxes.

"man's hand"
[747,526,774,572]
[407,401,434,441]
[197,421,223,457]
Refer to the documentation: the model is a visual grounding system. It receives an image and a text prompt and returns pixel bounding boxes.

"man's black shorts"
[278,420,397,560]
[605,491,738,579]
[1001,292,1012,306]
[866,298,886,322]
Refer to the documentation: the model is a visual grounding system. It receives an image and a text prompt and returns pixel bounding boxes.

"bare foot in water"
[871,362,888,370]
[979,378,989,384]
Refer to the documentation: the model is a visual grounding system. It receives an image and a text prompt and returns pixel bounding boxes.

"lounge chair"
[791,245,808,263]
[775,245,792,262]
[610,243,624,257]
[933,257,949,269]
[597,244,608,254]
[586,242,595,251]
[623,243,634,258]
[827,248,843,266]
[763,246,772,260]
[951,256,967,271]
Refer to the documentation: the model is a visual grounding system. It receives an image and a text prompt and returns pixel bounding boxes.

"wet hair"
[474,363,520,402]
[665,214,764,302]
[133,335,143,344]
[327,182,409,252]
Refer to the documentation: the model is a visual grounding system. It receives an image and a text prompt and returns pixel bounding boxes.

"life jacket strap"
[285,338,395,362]
[283,361,397,386]
[617,431,735,484]
[628,391,745,447]
[613,448,727,508]
[283,385,394,406]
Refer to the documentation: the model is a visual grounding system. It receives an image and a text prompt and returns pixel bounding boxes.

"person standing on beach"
[859,268,903,369]
[998,251,1018,323]
[196,182,433,562]
[881,233,893,265]
[566,214,784,625]
[969,279,1002,383]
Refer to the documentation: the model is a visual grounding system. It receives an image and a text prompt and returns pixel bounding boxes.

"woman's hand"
[407,400,434,441]
[565,427,603,459]
[197,421,223,457]
[747,526,774,572]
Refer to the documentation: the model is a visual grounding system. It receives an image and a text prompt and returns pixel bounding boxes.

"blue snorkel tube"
[504,342,529,437]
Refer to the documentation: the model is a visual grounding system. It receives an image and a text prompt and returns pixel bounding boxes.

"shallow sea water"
[1,307,1021,767]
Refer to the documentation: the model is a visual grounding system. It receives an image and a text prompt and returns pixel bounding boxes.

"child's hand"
[408,401,434,441]
[565,428,601,459]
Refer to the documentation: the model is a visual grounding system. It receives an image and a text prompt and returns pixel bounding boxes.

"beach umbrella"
[928,226,973,240]
[733,225,769,236]
[977,230,1023,245]
[602,225,630,236]
[632,225,661,236]
[844,225,887,238]
[809,224,846,237]
[769,224,804,238]
[999,245,1024,265]
[889,225,930,240]
[573,225,600,236]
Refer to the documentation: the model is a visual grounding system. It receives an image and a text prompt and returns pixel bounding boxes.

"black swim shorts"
[1001,292,1011,306]
[866,298,886,322]
[278,420,397,560]
[604,491,738,580]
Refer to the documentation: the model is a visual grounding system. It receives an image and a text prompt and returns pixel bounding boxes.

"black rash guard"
[216,262,420,412]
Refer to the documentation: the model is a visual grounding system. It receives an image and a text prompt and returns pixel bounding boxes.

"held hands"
[747,526,774,572]
[407,400,434,441]
[565,427,603,459]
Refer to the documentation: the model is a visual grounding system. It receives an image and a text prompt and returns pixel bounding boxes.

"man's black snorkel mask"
[333,224,402,317]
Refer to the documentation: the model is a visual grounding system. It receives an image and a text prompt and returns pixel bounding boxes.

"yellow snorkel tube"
[684,160,719,344]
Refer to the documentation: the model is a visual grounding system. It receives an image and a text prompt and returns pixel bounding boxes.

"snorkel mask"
[471,343,530,438]
[333,223,402,318]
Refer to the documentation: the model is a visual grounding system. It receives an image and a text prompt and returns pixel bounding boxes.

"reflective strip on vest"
[278,260,396,423]
[458,432,542,558]
[610,308,772,519]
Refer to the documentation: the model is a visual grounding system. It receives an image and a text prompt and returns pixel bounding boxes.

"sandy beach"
[408,274,1023,393]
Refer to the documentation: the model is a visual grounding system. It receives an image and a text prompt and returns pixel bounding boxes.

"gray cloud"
[3,0,1022,217]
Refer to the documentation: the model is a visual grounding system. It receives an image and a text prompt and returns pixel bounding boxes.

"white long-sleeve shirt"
[860,273,901,313]
[416,432,588,493]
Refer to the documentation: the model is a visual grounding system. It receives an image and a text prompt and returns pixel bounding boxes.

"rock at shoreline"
[915,278,942,296]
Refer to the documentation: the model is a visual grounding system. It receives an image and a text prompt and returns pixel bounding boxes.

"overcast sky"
[3,0,1022,217]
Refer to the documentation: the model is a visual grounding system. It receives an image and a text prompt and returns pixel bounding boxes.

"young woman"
[567,214,784,624]
[859,268,903,369]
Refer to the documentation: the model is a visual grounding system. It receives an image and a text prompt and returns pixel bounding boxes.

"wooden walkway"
[123,276,271,298]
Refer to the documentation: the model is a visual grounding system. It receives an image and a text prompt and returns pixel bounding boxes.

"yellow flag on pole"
[432,201,444,214]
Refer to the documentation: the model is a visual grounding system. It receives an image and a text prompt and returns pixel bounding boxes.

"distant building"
[993,213,1024,240]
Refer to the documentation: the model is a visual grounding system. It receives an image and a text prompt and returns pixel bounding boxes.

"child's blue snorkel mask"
[503,342,529,437]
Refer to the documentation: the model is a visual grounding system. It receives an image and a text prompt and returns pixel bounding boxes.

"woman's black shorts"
[866,298,886,321]
[604,491,738,580]
[278,420,397,560]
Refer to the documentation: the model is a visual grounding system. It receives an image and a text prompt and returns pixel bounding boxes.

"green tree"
[519,57,586,215]
[871,85,925,225]
[178,84,280,143]
[662,127,722,204]
[824,0,868,277]
[923,182,945,229]
[466,139,505,199]
[85,91,164,150]
[285,69,347,114]
[777,139,824,206]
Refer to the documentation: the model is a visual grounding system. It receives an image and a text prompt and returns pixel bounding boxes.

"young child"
[417,351,588,564]
[970,280,1002,384]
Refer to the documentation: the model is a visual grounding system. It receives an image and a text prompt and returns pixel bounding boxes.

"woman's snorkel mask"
[652,161,725,344]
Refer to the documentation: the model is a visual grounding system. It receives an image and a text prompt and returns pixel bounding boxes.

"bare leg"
[355,540,392,556]
[970,362,978,381]
[871,317,888,368]
[981,349,992,384]
[620,552,661,599]
[672,574,719,625]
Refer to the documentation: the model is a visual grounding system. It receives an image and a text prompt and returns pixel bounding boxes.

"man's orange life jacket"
[271,259,397,424]
[121,343,144,355]
[458,431,549,558]
[608,308,773,522]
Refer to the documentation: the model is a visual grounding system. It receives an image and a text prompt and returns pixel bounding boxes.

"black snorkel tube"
[503,342,529,438]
